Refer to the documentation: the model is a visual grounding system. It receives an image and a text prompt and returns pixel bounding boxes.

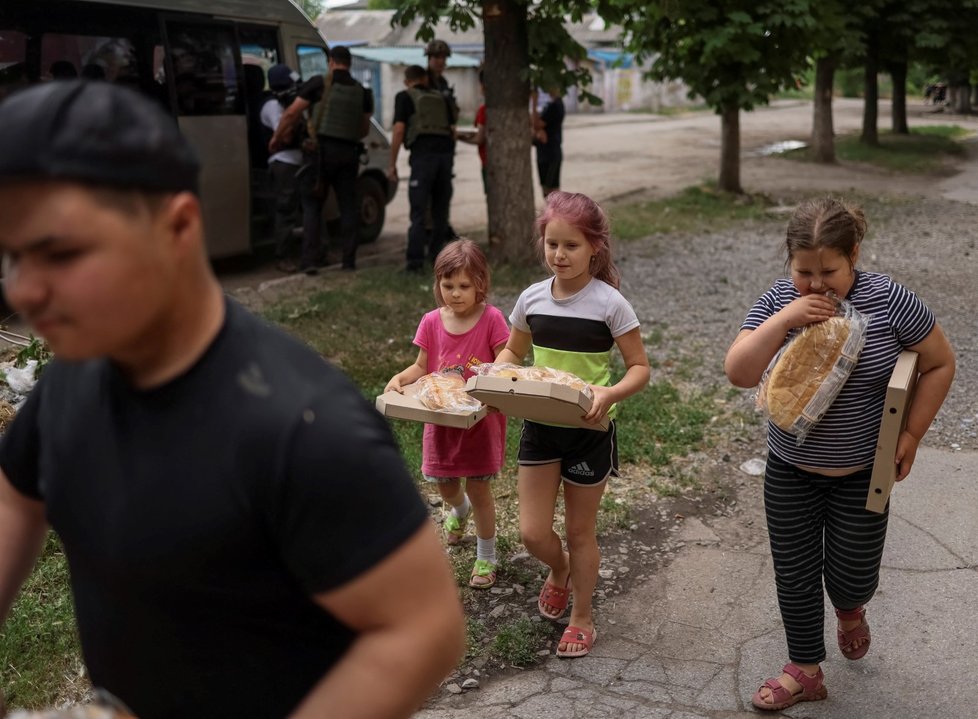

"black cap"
[267,63,296,91]
[0,80,200,195]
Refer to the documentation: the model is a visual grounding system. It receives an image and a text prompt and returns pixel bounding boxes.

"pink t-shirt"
[414,304,509,477]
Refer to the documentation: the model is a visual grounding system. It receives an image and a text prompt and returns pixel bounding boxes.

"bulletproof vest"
[406,86,452,148]
[314,79,365,142]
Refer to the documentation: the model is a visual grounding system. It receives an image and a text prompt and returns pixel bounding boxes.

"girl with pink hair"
[496,191,650,657]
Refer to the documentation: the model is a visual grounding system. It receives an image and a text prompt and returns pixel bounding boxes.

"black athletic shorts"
[518,419,618,486]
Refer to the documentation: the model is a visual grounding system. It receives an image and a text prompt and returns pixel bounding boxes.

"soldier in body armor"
[388,64,456,273]
[270,46,373,273]
[424,39,461,243]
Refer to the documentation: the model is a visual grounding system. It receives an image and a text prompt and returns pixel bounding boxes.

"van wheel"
[356,175,386,244]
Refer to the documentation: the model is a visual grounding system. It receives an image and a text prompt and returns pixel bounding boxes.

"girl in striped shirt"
[724,197,955,711]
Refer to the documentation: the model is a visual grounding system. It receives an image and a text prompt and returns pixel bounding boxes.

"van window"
[41,34,140,85]
[166,21,242,116]
[297,45,327,80]
[239,25,280,78]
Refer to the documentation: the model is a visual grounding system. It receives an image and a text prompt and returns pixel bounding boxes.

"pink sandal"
[751,663,827,711]
[836,606,871,660]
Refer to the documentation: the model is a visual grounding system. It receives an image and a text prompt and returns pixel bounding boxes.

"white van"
[0,0,397,258]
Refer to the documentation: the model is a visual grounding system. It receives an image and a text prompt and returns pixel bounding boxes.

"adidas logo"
[567,461,595,477]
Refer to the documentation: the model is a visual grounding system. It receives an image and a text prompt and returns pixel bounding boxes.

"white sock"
[451,494,471,519]
[476,535,497,564]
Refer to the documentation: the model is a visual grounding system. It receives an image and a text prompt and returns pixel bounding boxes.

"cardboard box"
[465,375,609,431]
[866,350,919,513]
[375,388,487,429]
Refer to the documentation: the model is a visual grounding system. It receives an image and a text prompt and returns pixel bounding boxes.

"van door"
[162,17,250,259]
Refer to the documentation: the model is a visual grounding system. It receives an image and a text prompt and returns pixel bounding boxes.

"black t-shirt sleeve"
[363,87,374,115]
[392,91,413,125]
[297,75,325,104]
[0,376,44,499]
[268,380,429,595]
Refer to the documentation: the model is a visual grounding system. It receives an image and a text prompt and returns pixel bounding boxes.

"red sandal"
[836,605,871,660]
[537,575,571,620]
[555,625,597,658]
[751,663,827,711]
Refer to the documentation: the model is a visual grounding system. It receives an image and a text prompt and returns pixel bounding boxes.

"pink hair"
[432,239,491,306]
[535,191,621,289]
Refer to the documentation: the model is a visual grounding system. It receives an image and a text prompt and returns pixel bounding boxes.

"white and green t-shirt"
[509,277,640,420]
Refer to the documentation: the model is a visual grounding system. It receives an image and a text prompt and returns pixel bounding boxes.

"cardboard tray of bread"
[376,372,487,429]
[465,364,609,432]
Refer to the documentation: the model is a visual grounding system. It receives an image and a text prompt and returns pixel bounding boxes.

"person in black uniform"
[0,80,464,719]
[270,46,373,273]
[388,64,456,273]
[424,39,461,243]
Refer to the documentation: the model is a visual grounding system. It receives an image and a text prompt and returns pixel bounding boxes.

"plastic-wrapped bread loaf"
[760,300,869,445]
[414,372,483,412]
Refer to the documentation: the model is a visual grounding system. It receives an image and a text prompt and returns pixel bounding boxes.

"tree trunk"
[483,0,535,265]
[718,104,742,194]
[861,27,879,146]
[890,60,909,134]
[952,83,972,114]
[811,55,836,163]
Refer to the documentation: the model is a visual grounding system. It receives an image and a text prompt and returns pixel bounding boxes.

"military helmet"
[424,39,452,57]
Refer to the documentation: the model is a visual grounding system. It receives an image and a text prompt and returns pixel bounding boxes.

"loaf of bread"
[764,312,867,443]
[415,372,483,412]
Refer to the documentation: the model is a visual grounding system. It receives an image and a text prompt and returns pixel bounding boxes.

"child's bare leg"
[437,478,470,545]
[518,463,567,614]
[465,477,496,540]
[437,478,465,510]
[559,479,606,653]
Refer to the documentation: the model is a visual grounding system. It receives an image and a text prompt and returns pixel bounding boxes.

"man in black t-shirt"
[270,46,374,273]
[388,64,456,273]
[0,81,463,719]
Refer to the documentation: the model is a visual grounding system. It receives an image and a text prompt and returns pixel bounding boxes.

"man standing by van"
[271,46,372,273]
[0,81,463,719]
[388,65,455,273]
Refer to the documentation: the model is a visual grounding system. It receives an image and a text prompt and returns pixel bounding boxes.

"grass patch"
[608,184,773,241]
[0,534,83,709]
[616,381,714,467]
[782,126,971,173]
[491,617,550,667]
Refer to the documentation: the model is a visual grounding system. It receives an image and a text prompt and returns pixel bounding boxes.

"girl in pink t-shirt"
[385,240,509,589]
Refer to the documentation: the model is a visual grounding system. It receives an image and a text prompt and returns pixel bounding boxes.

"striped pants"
[764,453,889,664]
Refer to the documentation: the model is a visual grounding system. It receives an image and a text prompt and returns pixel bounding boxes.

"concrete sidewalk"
[415,446,978,718]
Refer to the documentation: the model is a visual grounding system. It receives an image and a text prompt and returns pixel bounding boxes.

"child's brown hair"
[432,239,491,306]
